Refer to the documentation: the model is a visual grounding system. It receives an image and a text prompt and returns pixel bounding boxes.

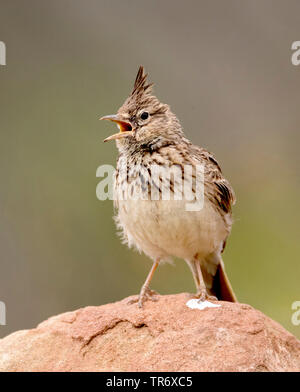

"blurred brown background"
[0,0,299,339]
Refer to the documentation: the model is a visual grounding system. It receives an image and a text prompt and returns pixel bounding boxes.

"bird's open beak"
[100,114,133,142]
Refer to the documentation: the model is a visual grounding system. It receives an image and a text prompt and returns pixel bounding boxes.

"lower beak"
[100,114,133,142]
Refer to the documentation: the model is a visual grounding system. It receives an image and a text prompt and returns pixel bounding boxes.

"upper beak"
[100,114,133,142]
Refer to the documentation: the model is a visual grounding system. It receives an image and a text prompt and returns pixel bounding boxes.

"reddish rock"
[0,294,299,372]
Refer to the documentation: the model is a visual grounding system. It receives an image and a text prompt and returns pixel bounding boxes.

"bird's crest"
[131,66,154,98]
[118,65,168,116]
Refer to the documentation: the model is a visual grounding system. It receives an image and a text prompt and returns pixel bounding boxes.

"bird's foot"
[127,286,159,308]
[189,289,218,303]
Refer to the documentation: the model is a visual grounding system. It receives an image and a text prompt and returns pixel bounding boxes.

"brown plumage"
[101,66,237,307]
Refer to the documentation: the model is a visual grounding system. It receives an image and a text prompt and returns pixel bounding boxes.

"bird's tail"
[200,255,237,302]
[211,259,237,302]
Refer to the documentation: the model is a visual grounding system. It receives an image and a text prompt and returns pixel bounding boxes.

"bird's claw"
[189,289,218,303]
[126,287,159,308]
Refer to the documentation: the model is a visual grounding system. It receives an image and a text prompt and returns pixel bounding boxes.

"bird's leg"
[186,259,217,302]
[195,260,208,301]
[138,261,159,308]
[185,259,200,293]
[127,261,160,308]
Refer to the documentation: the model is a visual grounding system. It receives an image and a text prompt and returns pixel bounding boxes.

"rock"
[0,293,299,372]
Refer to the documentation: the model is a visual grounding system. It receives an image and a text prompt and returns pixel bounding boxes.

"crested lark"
[101,66,237,307]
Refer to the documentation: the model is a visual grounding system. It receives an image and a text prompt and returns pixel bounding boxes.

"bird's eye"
[140,111,149,120]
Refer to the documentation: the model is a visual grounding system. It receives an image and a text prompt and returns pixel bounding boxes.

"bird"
[101,66,237,307]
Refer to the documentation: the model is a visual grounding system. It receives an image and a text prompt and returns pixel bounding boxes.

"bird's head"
[101,66,184,152]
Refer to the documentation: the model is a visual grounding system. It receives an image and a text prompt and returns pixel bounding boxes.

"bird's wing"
[152,143,236,214]
[192,146,236,214]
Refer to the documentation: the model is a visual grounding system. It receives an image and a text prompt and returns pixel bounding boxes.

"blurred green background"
[0,0,299,339]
